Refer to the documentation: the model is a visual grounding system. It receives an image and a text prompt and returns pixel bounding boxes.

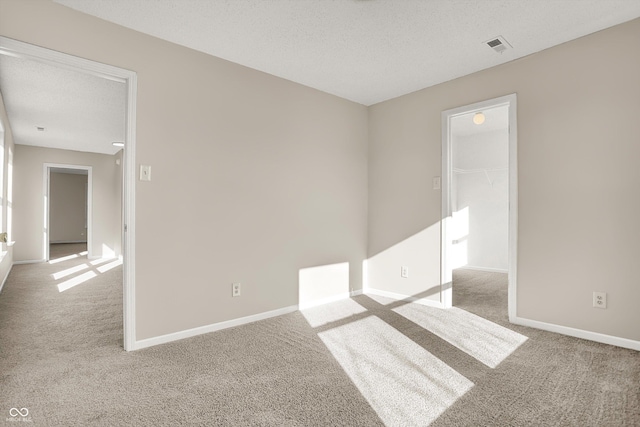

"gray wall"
[49,172,87,243]
[2,0,638,345]
[1,0,368,340]
[368,18,640,341]
[13,145,121,261]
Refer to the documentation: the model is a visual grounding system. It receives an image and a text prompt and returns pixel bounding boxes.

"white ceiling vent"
[484,36,512,54]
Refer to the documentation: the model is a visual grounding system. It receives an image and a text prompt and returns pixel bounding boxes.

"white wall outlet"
[433,176,441,190]
[593,291,606,309]
[401,266,409,278]
[232,283,241,297]
[140,165,151,181]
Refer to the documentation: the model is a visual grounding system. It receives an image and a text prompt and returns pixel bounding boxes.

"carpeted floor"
[0,247,638,426]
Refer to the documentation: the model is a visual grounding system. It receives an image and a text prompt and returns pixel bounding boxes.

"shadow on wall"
[366,222,441,303]
[297,207,472,310]
[365,211,469,304]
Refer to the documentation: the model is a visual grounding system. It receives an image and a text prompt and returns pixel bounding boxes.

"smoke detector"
[484,36,512,54]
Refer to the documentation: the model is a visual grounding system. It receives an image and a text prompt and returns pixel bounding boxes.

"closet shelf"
[453,167,507,186]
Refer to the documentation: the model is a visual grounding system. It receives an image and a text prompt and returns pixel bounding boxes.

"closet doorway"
[441,94,517,318]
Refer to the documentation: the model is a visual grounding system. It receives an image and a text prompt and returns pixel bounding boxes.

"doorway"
[0,36,137,350]
[44,164,92,261]
[441,94,517,319]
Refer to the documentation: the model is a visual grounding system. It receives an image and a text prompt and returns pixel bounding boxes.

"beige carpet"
[0,249,638,426]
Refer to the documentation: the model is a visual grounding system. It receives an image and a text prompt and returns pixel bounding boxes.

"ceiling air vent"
[484,36,512,54]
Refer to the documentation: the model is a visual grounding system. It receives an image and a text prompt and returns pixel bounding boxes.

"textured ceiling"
[0,54,126,155]
[55,0,640,106]
[1,1,639,157]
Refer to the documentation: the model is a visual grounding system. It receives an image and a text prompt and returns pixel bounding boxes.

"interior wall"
[0,90,15,288]
[0,0,368,340]
[4,1,637,346]
[368,18,640,341]
[49,172,87,244]
[12,145,121,261]
[453,129,508,271]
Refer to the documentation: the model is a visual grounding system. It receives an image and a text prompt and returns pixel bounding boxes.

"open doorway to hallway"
[0,36,136,349]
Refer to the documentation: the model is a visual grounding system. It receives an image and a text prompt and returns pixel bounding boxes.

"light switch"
[433,176,441,190]
[140,165,151,181]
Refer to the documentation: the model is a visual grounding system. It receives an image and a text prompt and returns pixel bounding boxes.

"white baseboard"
[134,304,299,350]
[299,289,363,310]
[13,259,45,265]
[459,265,508,274]
[364,287,444,308]
[510,315,640,351]
[0,263,13,294]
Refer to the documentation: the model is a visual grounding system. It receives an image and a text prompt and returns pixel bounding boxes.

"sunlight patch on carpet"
[49,251,88,264]
[52,263,89,280]
[394,304,527,368]
[57,271,97,292]
[301,298,367,328]
[96,258,122,273]
[318,316,473,426]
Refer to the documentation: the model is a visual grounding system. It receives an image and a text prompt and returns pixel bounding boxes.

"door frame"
[441,93,518,319]
[44,164,93,260]
[0,36,138,351]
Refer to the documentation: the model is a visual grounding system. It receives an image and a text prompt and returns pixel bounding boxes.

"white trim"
[511,315,640,352]
[441,94,518,315]
[123,67,137,353]
[350,289,363,297]
[364,288,445,309]
[0,37,132,84]
[0,264,12,294]
[440,112,453,308]
[507,97,518,320]
[13,259,45,265]
[0,36,137,352]
[459,266,509,274]
[44,163,92,261]
[134,305,299,350]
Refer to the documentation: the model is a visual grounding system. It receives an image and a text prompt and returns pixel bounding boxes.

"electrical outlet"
[232,283,241,297]
[401,266,409,278]
[593,291,606,309]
